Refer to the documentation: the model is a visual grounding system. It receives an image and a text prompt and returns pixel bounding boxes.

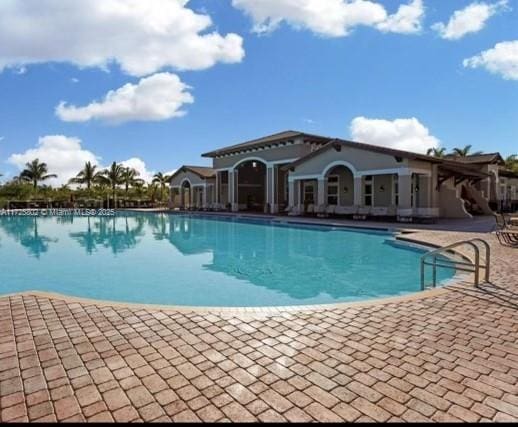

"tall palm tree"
[121,167,144,195]
[19,159,57,188]
[426,147,447,158]
[152,172,171,202]
[451,145,483,157]
[68,161,103,190]
[505,154,518,173]
[98,162,125,207]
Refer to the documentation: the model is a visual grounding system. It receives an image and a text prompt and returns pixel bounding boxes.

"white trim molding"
[322,160,358,178]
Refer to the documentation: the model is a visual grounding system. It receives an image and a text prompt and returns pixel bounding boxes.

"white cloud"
[432,1,509,40]
[7,135,100,187]
[71,78,79,84]
[120,158,155,183]
[6,135,163,187]
[56,73,194,124]
[377,0,425,34]
[231,0,424,37]
[350,116,440,154]
[0,136,4,142]
[463,40,518,80]
[0,0,244,76]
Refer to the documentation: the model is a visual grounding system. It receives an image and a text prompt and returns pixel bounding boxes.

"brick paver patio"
[0,229,517,422]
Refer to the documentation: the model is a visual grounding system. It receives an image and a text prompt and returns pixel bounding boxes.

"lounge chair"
[325,205,337,216]
[371,207,388,217]
[496,229,518,247]
[288,206,302,216]
[494,213,518,247]
[335,206,357,216]
[316,204,328,218]
[353,206,371,220]
[306,204,315,216]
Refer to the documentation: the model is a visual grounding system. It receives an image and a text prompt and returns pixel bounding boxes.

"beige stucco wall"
[211,138,314,170]
[372,174,393,207]
[170,169,208,187]
[325,166,355,206]
[439,178,471,218]
[291,145,410,177]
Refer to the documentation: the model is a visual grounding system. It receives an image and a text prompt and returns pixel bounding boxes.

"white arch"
[179,177,192,188]
[231,156,268,170]
[321,160,358,178]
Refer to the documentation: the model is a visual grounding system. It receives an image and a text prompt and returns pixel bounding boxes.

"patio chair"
[288,206,302,216]
[496,229,518,247]
[325,205,337,216]
[306,204,315,216]
[335,206,357,216]
[353,206,371,220]
[371,207,388,217]
[316,204,328,218]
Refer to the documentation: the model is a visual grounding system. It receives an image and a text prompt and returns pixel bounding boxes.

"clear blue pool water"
[0,213,455,307]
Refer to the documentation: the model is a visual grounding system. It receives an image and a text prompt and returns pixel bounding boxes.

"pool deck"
[1,218,517,422]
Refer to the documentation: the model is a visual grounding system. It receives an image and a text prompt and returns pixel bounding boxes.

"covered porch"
[287,163,437,220]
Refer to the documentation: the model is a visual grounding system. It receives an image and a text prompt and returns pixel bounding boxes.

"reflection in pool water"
[0,213,454,307]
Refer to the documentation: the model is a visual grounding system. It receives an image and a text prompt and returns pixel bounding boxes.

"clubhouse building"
[169,131,518,220]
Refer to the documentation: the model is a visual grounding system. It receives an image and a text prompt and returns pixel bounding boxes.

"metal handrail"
[420,238,490,290]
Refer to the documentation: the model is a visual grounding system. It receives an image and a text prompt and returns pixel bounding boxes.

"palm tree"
[121,167,144,195]
[505,154,518,173]
[426,147,447,158]
[19,159,57,188]
[98,162,125,208]
[451,145,483,157]
[152,172,171,203]
[69,162,103,190]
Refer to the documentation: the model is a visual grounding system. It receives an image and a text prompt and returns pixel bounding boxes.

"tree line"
[0,159,173,206]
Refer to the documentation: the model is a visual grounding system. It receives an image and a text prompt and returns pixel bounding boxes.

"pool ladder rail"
[420,238,490,290]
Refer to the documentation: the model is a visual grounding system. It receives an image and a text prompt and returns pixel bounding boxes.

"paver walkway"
[0,230,517,422]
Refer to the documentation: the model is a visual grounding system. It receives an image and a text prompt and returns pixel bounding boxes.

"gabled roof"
[284,138,444,171]
[444,153,504,165]
[201,130,332,158]
[169,165,215,181]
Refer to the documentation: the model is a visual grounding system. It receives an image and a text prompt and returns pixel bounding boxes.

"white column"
[215,172,220,205]
[203,184,207,208]
[229,169,238,212]
[398,173,413,216]
[317,178,326,207]
[288,179,295,208]
[353,176,362,206]
[272,166,278,214]
[234,169,239,212]
[267,166,275,213]
[295,179,302,210]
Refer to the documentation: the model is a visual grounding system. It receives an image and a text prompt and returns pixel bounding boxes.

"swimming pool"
[0,213,455,307]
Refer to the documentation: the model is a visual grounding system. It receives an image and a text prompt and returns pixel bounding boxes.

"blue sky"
[0,0,517,185]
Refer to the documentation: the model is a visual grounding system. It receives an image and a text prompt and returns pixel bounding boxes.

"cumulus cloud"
[7,135,100,187]
[0,0,245,76]
[120,158,155,183]
[56,73,194,124]
[463,40,518,80]
[350,117,440,154]
[232,0,424,37]
[432,0,509,40]
[7,135,162,187]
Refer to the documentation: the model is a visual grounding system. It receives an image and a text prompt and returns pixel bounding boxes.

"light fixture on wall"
[344,186,349,193]
[380,185,385,192]
[252,162,257,168]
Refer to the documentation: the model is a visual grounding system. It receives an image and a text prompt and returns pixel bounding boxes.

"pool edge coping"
[0,218,477,316]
